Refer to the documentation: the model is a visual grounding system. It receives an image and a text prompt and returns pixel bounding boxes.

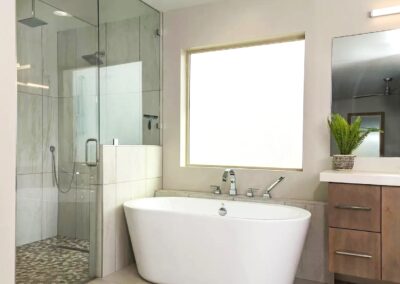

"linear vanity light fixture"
[17,82,49,90]
[16,63,31,71]
[370,5,400,17]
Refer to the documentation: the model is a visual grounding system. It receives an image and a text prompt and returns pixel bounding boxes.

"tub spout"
[222,169,237,196]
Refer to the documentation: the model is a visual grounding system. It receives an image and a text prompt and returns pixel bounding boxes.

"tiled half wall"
[100,145,162,277]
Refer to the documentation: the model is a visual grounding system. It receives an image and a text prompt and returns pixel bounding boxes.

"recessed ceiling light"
[53,10,71,17]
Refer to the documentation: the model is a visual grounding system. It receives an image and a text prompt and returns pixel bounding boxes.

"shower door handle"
[85,138,98,167]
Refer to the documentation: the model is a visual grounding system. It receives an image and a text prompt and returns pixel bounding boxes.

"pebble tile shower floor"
[16,236,90,284]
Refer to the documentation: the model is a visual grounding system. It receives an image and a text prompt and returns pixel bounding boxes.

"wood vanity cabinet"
[382,186,400,283]
[328,183,400,283]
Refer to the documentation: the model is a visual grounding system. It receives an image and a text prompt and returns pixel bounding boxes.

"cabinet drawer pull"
[335,250,372,259]
[334,204,371,211]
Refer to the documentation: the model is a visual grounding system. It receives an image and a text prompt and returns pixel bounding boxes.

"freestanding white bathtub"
[124,197,311,284]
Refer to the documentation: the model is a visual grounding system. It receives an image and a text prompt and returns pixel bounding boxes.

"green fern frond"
[328,114,381,155]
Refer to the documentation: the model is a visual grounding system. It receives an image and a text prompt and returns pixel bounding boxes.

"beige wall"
[0,0,17,281]
[162,0,400,201]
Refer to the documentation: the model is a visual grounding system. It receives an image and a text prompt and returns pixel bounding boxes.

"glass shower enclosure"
[16,0,100,282]
[16,0,161,282]
[16,0,161,283]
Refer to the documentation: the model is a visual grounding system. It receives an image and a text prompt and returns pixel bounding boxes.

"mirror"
[331,28,400,157]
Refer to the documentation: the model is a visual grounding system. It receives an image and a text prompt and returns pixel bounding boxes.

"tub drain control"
[219,203,227,216]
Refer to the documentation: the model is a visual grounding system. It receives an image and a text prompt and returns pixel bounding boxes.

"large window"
[185,35,305,169]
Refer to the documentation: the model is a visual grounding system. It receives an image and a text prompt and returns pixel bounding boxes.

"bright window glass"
[187,38,305,169]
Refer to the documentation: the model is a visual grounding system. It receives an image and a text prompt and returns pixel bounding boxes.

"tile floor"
[89,264,325,284]
[16,236,90,284]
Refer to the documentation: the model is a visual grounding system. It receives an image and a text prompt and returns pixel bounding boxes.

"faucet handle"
[211,185,222,195]
[246,188,260,197]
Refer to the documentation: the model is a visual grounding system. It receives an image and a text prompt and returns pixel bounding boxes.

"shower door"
[16,0,100,282]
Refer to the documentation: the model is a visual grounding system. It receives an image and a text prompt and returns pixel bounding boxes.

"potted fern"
[328,114,381,170]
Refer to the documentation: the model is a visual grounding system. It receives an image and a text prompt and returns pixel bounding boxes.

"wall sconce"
[370,5,400,17]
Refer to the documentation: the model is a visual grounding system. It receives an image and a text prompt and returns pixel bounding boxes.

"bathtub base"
[125,198,310,284]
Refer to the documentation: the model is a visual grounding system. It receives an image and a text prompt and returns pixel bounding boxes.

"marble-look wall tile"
[145,177,162,198]
[143,120,160,145]
[77,172,91,189]
[131,180,146,199]
[102,184,117,276]
[116,146,146,182]
[16,0,33,20]
[143,91,160,145]
[42,173,58,240]
[146,146,162,179]
[140,14,160,92]
[17,93,43,174]
[58,182,77,238]
[42,96,58,173]
[58,29,77,71]
[106,18,140,66]
[42,27,59,97]
[143,91,160,116]
[90,185,102,277]
[116,182,134,270]
[100,146,116,185]
[76,188,91,240]
[58,97,74,172]
[76,26,99,68]
[16,23,43,96]
[16,174,42,246]
[100,145,163,276]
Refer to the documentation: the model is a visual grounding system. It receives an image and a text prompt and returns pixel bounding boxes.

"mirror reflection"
[331,28,400,157]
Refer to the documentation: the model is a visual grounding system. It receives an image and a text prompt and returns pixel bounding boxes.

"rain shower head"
[18,0,47,27]
[18,17,48,27]
[82,51,105,66]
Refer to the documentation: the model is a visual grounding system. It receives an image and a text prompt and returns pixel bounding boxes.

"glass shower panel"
[57,7,100,282]
[15,0,100,282]
[99,0,161,145]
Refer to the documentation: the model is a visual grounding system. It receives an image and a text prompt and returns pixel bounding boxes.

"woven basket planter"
[332,155,355,170]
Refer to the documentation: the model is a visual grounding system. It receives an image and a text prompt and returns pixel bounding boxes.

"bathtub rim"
[124,196,311,222]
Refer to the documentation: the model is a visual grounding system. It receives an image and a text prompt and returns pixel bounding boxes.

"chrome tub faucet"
[222,169,237,196]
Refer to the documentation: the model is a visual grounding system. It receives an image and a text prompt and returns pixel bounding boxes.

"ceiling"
[141,0,221,11]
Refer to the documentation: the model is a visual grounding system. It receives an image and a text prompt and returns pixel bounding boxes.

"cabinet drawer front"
[328,183,381,232]
[329,228,381,280]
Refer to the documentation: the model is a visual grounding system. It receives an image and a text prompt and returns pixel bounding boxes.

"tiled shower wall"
[56,11,161,241]
[16,17,59,246]
[100,145,162,277]
[99,14,161,145]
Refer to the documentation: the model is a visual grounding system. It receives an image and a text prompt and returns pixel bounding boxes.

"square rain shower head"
[18,17,48,27]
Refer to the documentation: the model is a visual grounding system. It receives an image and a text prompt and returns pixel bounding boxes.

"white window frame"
[181,34,305,170]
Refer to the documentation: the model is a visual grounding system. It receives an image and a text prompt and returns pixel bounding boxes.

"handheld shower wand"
[50,146,76,193]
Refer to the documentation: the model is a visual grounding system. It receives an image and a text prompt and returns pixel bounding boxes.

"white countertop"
[320,170,400,186]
